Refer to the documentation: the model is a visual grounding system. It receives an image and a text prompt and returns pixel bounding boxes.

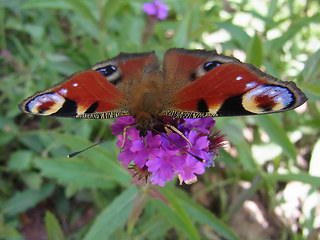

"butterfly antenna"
[68,124,134,158]
[152,128,205,163]
[67,140,106,158]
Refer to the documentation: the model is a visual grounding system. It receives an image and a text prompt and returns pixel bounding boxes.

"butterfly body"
[19,48,307,136]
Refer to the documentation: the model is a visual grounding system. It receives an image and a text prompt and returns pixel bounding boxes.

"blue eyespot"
[96,65,117,77]
[203,61,222,72]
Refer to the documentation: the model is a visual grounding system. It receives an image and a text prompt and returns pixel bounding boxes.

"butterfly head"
[133,114,156,137]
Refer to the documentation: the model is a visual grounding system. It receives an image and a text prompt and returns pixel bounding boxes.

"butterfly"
[19,48,307,137]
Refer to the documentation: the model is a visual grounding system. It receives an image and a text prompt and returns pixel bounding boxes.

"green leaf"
[8,150,32,171]
[226,175,263,220]
[45,211,65,240]
[152,199,186,236]
[266,173,320,188]
[300,83,320,97]
[18,133,47,153]
[219,119,256,170]
[101,0,127,29]
[309,139,320,177]
[246,32,263,67]
[0,224,22,240]
[84,186,138,240]
[49,133,131,186]
[237,140,257,171]
[266,0,278,21]
[0,131,15,145]
[160,187,200,240]
[172,188,240,240]
[218,21,250,49]
[255,115,297,160]
[23,0,70,9]
[137,212,171,239]
[301,49,320,82]
[1,183,55,216]
[127,193,148,235]
[23,0,98,38]
[63,0,97,23]
[174,11,191,46]
[21,172,43,190]
[268,14,320,52]
[35,157,117,189]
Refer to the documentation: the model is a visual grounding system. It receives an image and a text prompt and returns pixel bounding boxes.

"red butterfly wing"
[19,70,127,118]
[19,52,159,119]
[162,49,307,118]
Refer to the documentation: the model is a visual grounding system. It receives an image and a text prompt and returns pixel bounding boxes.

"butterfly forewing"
[161,50,307,118]
[19,52,161,119]
[19,70,129,118]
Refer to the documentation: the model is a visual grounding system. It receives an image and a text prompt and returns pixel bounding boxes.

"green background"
[1,0,320,239]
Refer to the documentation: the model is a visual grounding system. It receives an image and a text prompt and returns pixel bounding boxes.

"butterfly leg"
[120,125,131,150]
[164,124,193,148]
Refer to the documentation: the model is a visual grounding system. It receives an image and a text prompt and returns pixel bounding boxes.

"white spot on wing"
[245,82,258,90]
[73,83,78,87]
[59,88,68,95]
[50,93,64,103]
[236,76,243,81]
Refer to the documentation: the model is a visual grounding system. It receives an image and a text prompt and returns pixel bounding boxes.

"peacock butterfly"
[19,48,307,137]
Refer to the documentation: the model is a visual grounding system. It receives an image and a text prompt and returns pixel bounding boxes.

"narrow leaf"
[218,21,250,49]
[302,49,320,82]
[35,157,118,189]
[246,32,263,67]
[172,188,240,240]
[23,0,70,9]
[310,139,320,177]
[127,193,148,234]
[160,187,200,240]
[269,14,320,52]
[84,186,138,240]
[266,173,320,187]
[48,133,132,186]
[255,115,297,160]
[1,183,54,216]
[45,211,65,240]
[300,83,320,97]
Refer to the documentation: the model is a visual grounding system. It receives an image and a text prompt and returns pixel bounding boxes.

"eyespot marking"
[192,61,224,81]
[242,85,295,113]
[25,92,65,115]
[96,65,117,77]
[203,61,222,72]
[94,64,122,85]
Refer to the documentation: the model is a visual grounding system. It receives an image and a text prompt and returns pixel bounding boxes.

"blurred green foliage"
[1,0,320,239]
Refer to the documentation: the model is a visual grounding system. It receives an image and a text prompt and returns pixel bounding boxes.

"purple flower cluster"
[143,0,168,20]
[111,116,223,187]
